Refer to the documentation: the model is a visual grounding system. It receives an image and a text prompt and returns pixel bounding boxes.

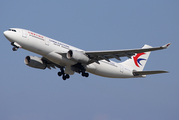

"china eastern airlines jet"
[3,28,171,80]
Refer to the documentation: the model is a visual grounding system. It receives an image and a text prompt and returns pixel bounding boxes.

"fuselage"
[4,28,135,78]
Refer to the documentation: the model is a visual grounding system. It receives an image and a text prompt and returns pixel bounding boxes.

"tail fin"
[121,44,152,71]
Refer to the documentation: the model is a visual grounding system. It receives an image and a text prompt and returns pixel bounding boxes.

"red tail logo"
[133,53,146,67]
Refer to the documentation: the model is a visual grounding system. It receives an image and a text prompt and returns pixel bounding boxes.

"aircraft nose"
[3,31,10,39]
[3,30,13,42]
[3,31,7,37]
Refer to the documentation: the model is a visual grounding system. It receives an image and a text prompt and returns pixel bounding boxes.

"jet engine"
[67,50,89,63]
[24,56,46,69]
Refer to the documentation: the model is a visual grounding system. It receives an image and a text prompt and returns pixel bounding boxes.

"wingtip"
[162,43,171,49]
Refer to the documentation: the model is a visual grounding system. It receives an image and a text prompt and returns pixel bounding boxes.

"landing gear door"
[22,30,27,38]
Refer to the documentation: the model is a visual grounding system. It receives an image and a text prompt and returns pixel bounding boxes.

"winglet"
[162,43,171,49]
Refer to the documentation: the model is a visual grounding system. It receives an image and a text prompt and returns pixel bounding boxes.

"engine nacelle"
[24,56,46,69]
[66,50,89,63]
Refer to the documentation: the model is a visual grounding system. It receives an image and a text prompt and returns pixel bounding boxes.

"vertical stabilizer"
[121,44,152,71]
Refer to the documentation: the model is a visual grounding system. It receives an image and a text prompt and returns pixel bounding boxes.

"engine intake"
[67,50,89,63]
[24,56,46,69]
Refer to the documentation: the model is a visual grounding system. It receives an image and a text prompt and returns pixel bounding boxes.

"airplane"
[3,28,171,80]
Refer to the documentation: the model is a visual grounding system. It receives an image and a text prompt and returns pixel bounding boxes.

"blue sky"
[0,0,178,120]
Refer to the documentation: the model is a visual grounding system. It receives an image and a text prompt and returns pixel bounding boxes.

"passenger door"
[44,37,49,46]
[22,30,27,38]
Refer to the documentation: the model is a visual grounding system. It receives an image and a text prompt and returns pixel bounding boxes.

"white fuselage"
[4,28,135,78]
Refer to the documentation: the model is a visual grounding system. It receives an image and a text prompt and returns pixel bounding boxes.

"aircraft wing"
[133,70,168,76]
[86,43,171,63]
[41,57,63,69]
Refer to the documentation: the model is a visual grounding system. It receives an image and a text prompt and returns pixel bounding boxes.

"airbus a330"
[3,28,171,80]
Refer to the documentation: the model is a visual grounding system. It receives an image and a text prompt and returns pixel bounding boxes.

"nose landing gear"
[11,42,21,51]
[12,46,18,51]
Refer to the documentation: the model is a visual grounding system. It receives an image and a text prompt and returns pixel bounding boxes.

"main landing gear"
[57,67,89,80]
[71,63,89,78]
[57,68,70,80]
[81,71,89,77]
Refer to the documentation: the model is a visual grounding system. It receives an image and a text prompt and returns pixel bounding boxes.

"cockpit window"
[8,29,16,32]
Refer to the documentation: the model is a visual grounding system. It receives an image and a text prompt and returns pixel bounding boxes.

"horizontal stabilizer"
[133,70,168,76]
